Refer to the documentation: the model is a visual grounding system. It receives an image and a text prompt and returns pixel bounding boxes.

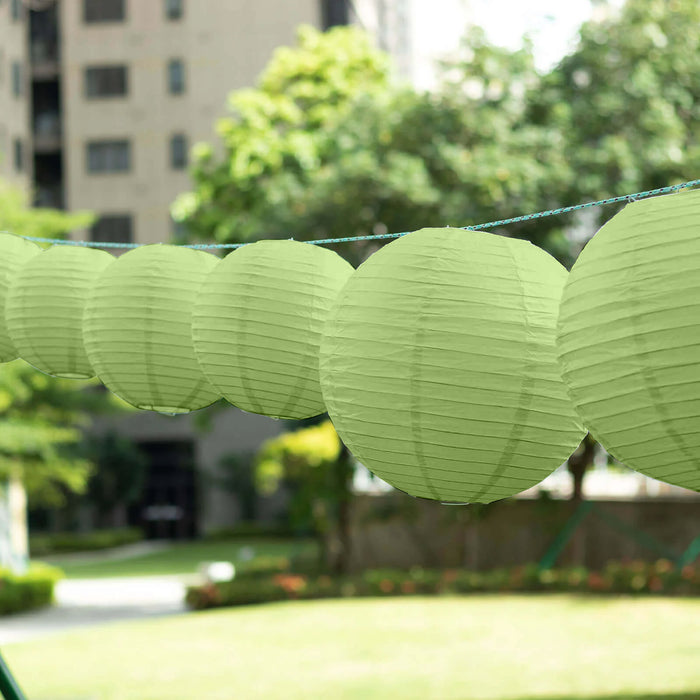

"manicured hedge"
[29,527,143,557]
[0,562,63,615]
[186,559,700,610]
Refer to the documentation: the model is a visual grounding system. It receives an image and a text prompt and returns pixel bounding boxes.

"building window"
[11,61,22,97]
[87,139,131,173]
[11,0,22,21]
[84,0,125,23]
[165,0,183,20]
[85,65,128,98]
[321,0,349,29]
[91,214,133,243]
[171,218,188,243]
[167,59,185,95]
[13,138,23,172]
[170,133,187,169]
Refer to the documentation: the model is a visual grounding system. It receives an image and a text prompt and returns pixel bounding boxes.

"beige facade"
[58,0,321,244]
[0,0,31,190]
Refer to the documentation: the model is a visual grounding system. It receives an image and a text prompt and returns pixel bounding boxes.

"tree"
[174,26,573,263]
[255,420,353,573]
[530,0,700,216]
[0,361,124,508]
[172,25,390,247]
[83,432,147,528]
[0,181,93,239]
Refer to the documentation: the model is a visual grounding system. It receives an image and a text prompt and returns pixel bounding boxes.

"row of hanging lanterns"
[1,188,698,500]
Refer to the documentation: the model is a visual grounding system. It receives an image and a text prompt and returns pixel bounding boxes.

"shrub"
[29,527,143,557]
[0,562,63,615]
[203,522,294,540]
[185,559,700,611]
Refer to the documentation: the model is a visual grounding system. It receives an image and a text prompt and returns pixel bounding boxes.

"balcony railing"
[33,112,62,152]
[30,41,59,79]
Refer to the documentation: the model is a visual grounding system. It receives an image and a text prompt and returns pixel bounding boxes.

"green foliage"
[173,25,390,244]
[202,522,294,540]
[0,561,63,615]
[255,420,342,535]
[186,558,700,610]
[531,0,700,215]
[83,432,147,519]
[0,181,93,240]
[29,527,143,558]
[204,452,259,521]
[175,25,572,263]
[0,361,126,506]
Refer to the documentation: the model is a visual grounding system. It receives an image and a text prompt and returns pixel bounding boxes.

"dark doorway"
[129,441,198,540]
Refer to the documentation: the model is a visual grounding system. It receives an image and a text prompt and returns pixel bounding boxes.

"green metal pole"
[0,651,26,700]
[538,500,594,571]
[678,534,700,568]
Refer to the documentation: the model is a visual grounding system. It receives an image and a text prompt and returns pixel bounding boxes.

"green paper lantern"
[192,240,354,419]
[5,245,113,379]
[557,190,700,492]
[0,233,41,363]
[320,227,585,504]
[83,244,220,413]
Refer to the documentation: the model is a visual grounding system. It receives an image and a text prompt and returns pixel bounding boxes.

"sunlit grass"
[5,595,700,699]
[41,537,317,579]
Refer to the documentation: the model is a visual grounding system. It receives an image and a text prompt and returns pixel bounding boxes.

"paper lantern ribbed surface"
[0,233,41,363]
[5,245,113,379]
[557,190,700,492]
[83,245,220,414]
[320,228,585,504]
[193,240,354,419]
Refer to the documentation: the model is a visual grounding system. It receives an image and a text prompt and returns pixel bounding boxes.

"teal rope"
[14,178,700,250]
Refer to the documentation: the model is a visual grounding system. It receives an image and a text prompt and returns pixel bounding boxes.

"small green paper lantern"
[0,233,41,363]
[192,240,354,419]
[557,190,700,492]
[83,244,220,413]
[320,228,585,504]
[5,245,113,379]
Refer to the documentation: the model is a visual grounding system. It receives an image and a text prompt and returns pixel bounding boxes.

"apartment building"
[0,0,30,190]
[1,0,471,245]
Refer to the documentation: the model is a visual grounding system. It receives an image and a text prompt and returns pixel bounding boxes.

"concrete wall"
[347,494,700,571]
[59,0,320,244]
[0,0,31,188]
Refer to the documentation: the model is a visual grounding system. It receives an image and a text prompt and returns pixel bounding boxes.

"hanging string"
[12,178,700,250]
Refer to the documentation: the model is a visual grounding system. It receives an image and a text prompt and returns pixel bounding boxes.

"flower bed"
[0,562,63,615]
[186,559,700,610]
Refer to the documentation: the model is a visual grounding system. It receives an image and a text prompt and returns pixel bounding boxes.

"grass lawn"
[41,537,317,579]
[4,595,700,700]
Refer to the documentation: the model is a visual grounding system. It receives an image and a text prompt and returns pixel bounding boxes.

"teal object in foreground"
[193,240,354,419]
[5,245,113,379]
[83,245,220,414]
[557,190,700,492]
[0,233,41,363]
[320,228,585,504]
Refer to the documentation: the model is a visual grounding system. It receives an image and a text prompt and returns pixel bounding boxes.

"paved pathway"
[0,576,190,645]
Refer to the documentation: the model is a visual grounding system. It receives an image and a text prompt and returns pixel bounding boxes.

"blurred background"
[0,0,699,698]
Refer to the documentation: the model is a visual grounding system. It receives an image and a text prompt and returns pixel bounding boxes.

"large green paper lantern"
[0,233,41,363]
[320,227,585,504]
[557,190,700,492]
[193,240,353,419]
[83,244,220,413]
[5,245,113,379]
